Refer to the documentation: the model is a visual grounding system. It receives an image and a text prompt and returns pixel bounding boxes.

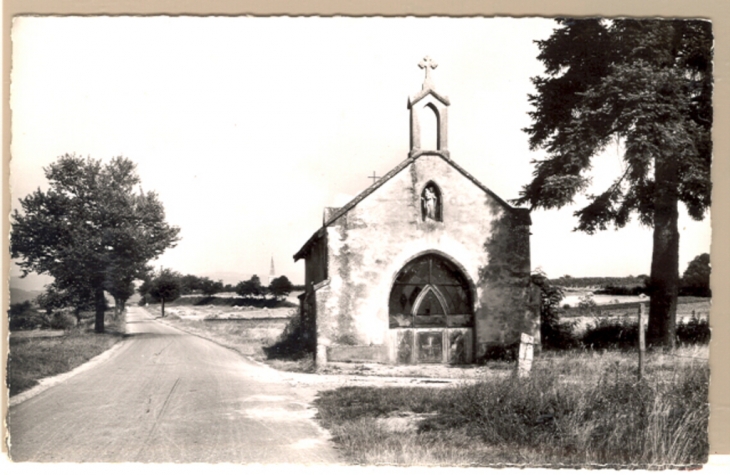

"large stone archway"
[388,253,474,364]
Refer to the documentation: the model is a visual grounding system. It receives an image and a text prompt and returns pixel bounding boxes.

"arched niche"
[421,181,442,222]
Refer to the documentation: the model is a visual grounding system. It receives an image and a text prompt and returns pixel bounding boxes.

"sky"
[9,16,712,288]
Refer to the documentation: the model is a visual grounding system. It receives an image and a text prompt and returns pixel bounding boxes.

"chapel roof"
[293,151,530,261]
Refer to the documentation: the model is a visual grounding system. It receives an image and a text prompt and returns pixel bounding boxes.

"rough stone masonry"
[294,57,540,365]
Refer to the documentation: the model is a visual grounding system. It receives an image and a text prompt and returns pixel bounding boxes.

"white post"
[316,344,328,369]
[517,333,535,378]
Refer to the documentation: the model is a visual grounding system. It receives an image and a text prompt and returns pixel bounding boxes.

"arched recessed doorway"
[388,253,474,364]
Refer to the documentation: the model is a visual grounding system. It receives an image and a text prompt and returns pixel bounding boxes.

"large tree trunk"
[94,286,106,333]
[161,298,165,318]
[647,156,680,348]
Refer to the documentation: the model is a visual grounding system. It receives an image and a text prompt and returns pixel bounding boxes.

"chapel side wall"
[301,236,329,351]
[319,153,535,361]
[304,237,328,290]
[476,209,537,358]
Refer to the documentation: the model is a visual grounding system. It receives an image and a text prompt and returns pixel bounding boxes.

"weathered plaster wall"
[314,153,534,361]
[477,205,537,359]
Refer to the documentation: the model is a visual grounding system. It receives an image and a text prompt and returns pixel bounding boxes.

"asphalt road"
[7,307,340,464]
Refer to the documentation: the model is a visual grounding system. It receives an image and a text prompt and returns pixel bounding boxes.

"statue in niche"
[421,185,439,221]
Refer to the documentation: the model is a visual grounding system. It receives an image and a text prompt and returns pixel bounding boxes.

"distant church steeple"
[268,256,276,286]
[408,56,450,157]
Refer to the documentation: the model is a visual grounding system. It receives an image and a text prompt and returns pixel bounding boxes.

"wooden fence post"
[638,304,646,381]
[517,333,535,378]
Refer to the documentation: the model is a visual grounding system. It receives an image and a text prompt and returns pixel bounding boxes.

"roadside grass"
[313,346,709,468]
[7,312,125,397]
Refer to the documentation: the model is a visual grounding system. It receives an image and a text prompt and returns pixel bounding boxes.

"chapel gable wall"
[316,153,534,359]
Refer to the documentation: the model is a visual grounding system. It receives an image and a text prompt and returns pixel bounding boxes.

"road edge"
[8,337,132,407]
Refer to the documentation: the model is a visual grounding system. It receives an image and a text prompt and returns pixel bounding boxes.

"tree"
[179,274,202,295]
[36,281,97,321]
[269,275,293,299]
[515,20,712,348]
[681,253,711,297]
[146,268,182,317]
[199,277,224,297]
[103,264,137,319]
[235,275,263,298]
[8,301,39,331]
[11,155,180,332]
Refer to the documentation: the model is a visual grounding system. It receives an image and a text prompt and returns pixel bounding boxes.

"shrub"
[579,316,711,349]
[47,311,77,330]
[8,301,42,331]
[581,319,638,350]
[481,343,519,361]
[531,271,581,350]
[546,321,582,350]
[676,317,710,345]
[263,310,314,359]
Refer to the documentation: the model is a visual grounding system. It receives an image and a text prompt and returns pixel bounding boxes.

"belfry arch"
[419,103,440,150]
[408,56,450,155]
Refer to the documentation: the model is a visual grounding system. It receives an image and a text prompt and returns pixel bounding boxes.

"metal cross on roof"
[368,171,381,185]
[418,56,438,89]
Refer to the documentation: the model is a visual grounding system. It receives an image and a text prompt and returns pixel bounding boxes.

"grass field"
[7,313,124,397]
[313,346,709,468]
[147,303,304,366]
[160,315,290,359]
[560,296,710,318]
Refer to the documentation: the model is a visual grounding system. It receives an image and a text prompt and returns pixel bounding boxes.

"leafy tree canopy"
[235,275,263,298]
[515,19,712,347]
[269,275,294,299]
[516,19,712,231]
[146,268,182,316]
[179,274,202,295]
[681,253,711,296]
[199,277,224,297]
[36,282,97,317]
[11,155,180,332]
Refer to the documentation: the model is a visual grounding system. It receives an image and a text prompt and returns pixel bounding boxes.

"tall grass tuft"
[423,356,708,467]
[314,349,709,467]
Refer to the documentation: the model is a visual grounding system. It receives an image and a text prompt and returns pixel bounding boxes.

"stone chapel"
[294,57,540,365]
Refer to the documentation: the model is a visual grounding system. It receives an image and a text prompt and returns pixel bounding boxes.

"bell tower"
[408,56,450,157]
